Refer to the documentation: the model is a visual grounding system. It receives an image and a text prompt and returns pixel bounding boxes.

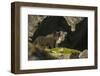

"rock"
[70,53,80,59]
[79,49,88,58]
[28,15,46,42]
[64,17,84,31]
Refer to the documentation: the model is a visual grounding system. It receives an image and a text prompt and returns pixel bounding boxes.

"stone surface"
[79,49,88,58]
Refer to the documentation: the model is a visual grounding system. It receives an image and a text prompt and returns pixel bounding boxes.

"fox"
[28,31,67,59]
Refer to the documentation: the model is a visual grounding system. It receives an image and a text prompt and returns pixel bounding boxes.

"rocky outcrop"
[79,49,88,58]
[28,15,46,41]
[64,17,84,31]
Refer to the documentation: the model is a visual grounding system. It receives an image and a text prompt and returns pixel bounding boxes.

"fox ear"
[53,31,58,36]
[55,32,61,37]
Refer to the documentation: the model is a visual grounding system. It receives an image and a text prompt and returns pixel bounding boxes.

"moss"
[44,47,80,59]
[46,47,80,55]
